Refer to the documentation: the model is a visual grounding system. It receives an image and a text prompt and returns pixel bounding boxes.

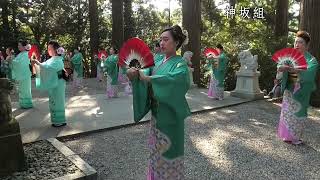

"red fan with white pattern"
[98,50,108,60]
[203,48,220,58]
[118,38,154,69]
[272,48,307,70]
[28,45,41,75]
[28,45,41,61]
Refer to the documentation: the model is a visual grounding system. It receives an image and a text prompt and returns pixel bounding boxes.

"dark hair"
[6,47,13,52]
[217,44,224,50]
[162,25,186,50]
[155,42,160,48]
[110,46,118,54]
[48,40,60,50]
[296,31,311,44]
[18,40,28,46]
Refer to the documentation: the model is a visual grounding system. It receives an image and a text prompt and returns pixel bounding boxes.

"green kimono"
[6,55,14,80]
[277,52,319,144]
[12,51,33,109]
[36,56,66,124]
[102,54,119,97]
[208,52,228,99]
[1,55,13,79]
[102,54,119,85]
[131,55,190,179]
[71,52,84,78]
[154,53,164,64]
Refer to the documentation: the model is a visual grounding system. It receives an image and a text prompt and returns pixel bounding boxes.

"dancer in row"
[127,25,190,180]
[71,48,84,88]
[207,44,228,100]
[277,31,318,145]
[32,41,67,127]
[102,46,119,98]
[11,40,33,109]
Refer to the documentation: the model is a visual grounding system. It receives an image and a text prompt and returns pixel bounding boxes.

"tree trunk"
[11,0,19,47]
[182,0,201,86]
[299,0,320,106]
[112,0,124,49]
[124,0,135,41]
[274,0,289,49]
[0,0,10,47]
[75,0,83,49]
[89,0,99,77]
[229,0,236,28]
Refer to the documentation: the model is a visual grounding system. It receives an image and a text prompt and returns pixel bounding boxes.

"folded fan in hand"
[28,45,41,75]
[203,48,220,58]
[28,45,41,61]
[272,48,307,70]
[98,50,108,59]
[118,37,154,69]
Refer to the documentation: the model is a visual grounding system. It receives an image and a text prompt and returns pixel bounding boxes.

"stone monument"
[231,50,264,99]
[0,78,26,177]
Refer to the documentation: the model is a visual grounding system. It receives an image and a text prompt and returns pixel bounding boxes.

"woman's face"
[18,43,25,52]
[154,46,161,53]
[47,45,57,57]
[109,47,115,55]
[160,31,177,55]
[187,55,192,61]
[6,48,11,56]
[294,37,307,53]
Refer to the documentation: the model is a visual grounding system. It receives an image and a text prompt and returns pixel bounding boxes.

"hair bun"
[57,47,65,55]
[182,29,189,46]
[25,44,31,51]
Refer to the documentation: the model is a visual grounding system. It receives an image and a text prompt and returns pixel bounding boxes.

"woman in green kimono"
[71,48,84,88]
[277,31,318,145]
[127,25,190,180]
[12,40,33,109]
[33,41,67,127]
[183,51,195,88]
[5,48,15,80]
[207,44,228,100]
[119,66,132,95]
[102,47,119,98]
[0,51,7,78]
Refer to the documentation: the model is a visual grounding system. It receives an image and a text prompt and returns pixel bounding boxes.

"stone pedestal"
[0,78,26,177]
[231,71,264,100]
[189,68,197,88]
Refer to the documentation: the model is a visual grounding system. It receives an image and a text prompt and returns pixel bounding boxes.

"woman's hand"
[139,70,151,82]
[278,66,302,73]
[127,67,139,81]
[277,66,290,72]
[207,54,214,60]
[32,59,41,65]
[288,67,302,73]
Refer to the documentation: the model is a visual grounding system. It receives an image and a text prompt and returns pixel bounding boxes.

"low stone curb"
[47,138,97,180]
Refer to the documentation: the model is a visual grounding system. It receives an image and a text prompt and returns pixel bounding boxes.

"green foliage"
[1,0,300,85]
[199,0,298,92]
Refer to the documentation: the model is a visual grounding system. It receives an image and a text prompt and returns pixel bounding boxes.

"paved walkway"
[11,79,252,143]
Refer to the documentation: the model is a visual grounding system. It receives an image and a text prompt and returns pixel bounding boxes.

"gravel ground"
[63,100,320,180]
[1,141,80,180]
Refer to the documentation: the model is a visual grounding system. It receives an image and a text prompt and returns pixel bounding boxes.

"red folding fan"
[98,50,108,60]
[203,48,220,58]
[28,45,41,61]
[118,37,154,69]
[272,48,307,70]
[28,45,41,75]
